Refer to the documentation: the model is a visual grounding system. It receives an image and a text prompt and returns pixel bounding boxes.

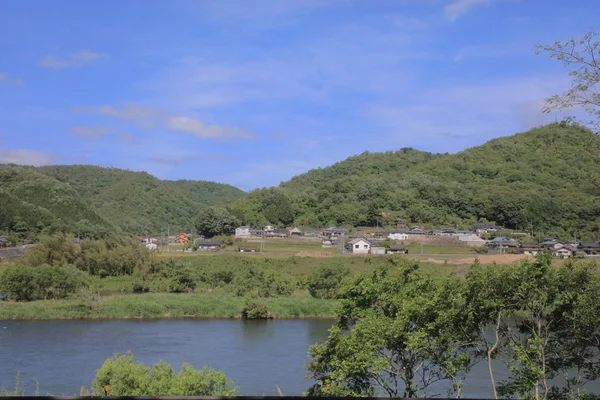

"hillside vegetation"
[0,164,245,240]
[230,123,600,240]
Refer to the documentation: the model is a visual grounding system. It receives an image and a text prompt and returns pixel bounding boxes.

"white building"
[145,243,158,250]
[235,226,251,238]
[348,238,371,254]
[388,231,408,241]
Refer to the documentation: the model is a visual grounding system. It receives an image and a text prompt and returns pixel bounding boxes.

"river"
[0,319,598,397]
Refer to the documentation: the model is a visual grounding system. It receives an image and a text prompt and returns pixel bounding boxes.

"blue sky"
[0,0,597,190]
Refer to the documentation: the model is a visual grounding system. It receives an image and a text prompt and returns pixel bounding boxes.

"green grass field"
[0,292,337,320]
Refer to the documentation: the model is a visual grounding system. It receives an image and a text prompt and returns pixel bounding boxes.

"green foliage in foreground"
[306,254,600,399]
[93,352,237,396]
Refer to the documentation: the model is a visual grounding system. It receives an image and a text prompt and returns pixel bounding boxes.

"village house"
[249,229,264,238]
[145,243,158,251]
[266,228,289,238]
[290,227,303,236]
[387,231,408,241]
[578,241,600,255]
[347,238,371,254]
[370,246,386,255]
[387,245,408,254]
[264,225,274,232]
[553,244,577,259]
[238,245,258,253]
[196,241,221,252]
[486,237,520,249]
[519,244,540,256]
[323,227,347,238]
[175,233,190,244]
[406,226,425,235]
[235,226,252,238]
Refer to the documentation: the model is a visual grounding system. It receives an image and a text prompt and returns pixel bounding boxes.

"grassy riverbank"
[0,292,337,320]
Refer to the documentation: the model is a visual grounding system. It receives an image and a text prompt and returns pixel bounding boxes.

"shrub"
[0,264,88,301]
[231,266,294,298]
[92,352,237,396]
[306,262,350,299]
[0,266,36,301]
[241,297,269,319]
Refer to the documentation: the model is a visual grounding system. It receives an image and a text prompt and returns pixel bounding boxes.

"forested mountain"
[0,164,245,239]
[229,123,600,240]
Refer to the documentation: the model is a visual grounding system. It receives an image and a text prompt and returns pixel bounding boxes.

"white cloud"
[0,72,24,85]
[167,116,256,139]
[0,148,56,165]
[41,50,109,69]
[445,0,499,21]
[79,103,257,140]
[70,126,111,139]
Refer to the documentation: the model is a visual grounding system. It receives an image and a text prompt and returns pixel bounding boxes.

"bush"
[0,264,88,301]
[0,266,36,301]
[231,266,294,298]
[306,262,350,299]
[241,297,270,319]
[92,352,237,396]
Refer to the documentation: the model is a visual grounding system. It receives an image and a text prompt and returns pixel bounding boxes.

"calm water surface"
[0,319,598,397]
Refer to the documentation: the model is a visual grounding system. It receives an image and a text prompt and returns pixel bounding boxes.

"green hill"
[229,123,600,240]
[0,164,245,239]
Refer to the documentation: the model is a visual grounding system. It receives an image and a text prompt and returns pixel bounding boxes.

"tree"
[194,207,238,238]
[536,31,600,132]
[306,260,472,397]
[92,352,237,396]
[306,262,350,299]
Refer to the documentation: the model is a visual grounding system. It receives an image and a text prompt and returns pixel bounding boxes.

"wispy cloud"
[78,103,257,140]
[270,132,288,140]
[445,0,499,21]
[0,148,57,165]
[147,152,236,167]
[167,116,255,140]
[116,133,139,143]
[41,50,109,69]
[453,43,528,62]
[0,72,24,86]
[70,126,111,139]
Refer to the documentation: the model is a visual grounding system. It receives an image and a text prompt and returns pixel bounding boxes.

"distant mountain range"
[228,123,600,240]
[1,123,599,241]
[0,164,244,237]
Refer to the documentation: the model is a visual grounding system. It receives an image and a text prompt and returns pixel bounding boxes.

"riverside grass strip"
[0,292,337,320]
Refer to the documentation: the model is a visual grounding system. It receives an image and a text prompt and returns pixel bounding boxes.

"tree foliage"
[307,255,600,399]
[536,30,600,132]
[92,352,237,396]
[306,261,350,299]
[194,206,238,238]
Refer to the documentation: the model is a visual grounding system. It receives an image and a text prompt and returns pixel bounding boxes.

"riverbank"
[0,292,337,320]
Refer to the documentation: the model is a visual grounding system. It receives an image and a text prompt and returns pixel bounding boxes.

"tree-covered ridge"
[0,164,245,238]
[0,165,116,239]
[230,123,600,240]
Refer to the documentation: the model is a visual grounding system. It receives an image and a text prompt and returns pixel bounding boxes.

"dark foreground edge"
[0,397,495,400]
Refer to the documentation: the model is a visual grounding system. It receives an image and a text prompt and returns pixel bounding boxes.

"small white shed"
[348,238,371,254]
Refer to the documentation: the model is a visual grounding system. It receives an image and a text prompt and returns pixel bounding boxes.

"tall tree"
[536,31,600,132]
[194,207,238,237]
